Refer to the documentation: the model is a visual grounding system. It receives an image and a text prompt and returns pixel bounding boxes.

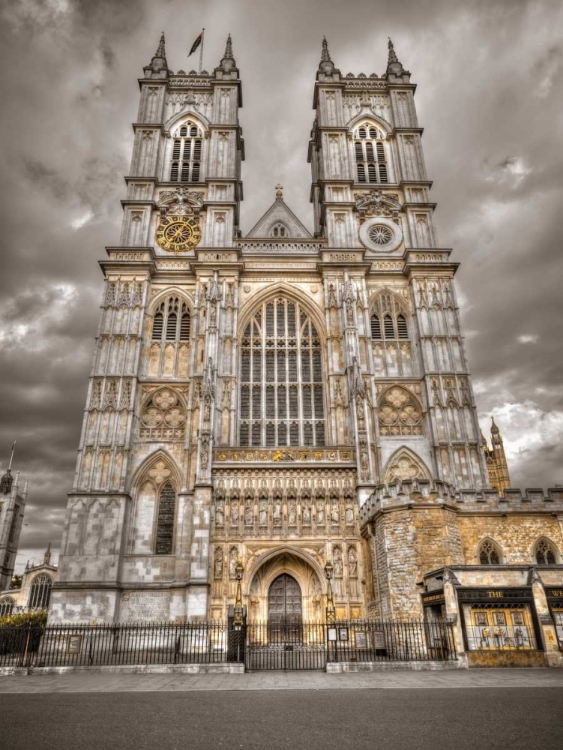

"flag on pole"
[188,30,204,57]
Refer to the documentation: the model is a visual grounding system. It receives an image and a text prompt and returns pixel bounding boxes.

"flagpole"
[8,441,15,471]
[199,28,205,73]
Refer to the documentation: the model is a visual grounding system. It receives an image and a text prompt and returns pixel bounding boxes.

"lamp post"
[324,559,336,625]
[233,557,244,630]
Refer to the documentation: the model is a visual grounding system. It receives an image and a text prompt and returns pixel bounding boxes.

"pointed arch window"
[170,120,203,183]
[155,482,176,555]
[152,297,191,342]
[535,538,558,565]
[239,297,325,447]
[28,574,52,610]
[478,539,502,565]
[354,122,389,184]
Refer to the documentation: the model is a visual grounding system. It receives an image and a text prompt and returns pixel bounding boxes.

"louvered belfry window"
[170,121,202,183]
[354,123,389,184]
[239,298,325,447]
[152,297,191,342]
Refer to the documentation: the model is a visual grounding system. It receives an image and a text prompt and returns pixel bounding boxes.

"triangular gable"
[246,197,312,238]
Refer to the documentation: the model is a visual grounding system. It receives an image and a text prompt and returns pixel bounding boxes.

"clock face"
[155,214,202,253]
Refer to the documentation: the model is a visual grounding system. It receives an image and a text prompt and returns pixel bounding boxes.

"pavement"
[0,667,562,691]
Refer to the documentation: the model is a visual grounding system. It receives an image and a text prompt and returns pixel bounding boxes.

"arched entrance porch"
[246,549,324,624]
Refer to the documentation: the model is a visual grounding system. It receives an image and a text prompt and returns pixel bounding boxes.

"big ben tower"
[51,35,493,625]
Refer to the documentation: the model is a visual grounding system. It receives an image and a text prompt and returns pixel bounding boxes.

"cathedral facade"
[48,35,563,665]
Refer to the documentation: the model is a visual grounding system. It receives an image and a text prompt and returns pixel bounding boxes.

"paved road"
[2,686,563,750]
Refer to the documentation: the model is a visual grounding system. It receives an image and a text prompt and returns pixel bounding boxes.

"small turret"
[144,32,169,78]
[319,36,335,75]
[218,34,237,74]
[1,468,13,495]
[386,38,408,79]
[44,542,52,566]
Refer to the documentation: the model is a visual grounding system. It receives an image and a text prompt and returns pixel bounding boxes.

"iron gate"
[245,620,327,671]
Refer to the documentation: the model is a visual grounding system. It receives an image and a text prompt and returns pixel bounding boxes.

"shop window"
[465,607,535,651]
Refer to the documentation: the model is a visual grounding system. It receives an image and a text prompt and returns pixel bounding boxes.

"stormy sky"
[1,0,562,573]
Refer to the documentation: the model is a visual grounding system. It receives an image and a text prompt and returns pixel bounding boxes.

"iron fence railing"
[324,620,457,663]
[0,621,244,668]
[0,618,457,669]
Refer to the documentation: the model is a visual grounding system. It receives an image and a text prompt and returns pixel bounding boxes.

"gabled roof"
[246,192,312,239]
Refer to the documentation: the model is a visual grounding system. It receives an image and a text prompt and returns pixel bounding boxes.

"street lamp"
[324,558,336,625]
[233,557,244,629]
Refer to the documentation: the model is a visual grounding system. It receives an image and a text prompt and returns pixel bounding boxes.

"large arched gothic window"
[28,574,53,610]
[169,120,202,183]
[354,123,388,184]
[239,298,325,447]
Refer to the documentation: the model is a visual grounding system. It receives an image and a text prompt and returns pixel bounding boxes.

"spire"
[224,33,234,60]
[218,33,237,74]
[386,37,405,78]
[387,37,398,65]
[491,416,500,435]
[318,36,335,75]
[44,542,52,566]
[145,31,168,76]
[155,31,166,60]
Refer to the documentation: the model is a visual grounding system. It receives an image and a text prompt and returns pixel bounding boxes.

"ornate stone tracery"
[140,388,187,439]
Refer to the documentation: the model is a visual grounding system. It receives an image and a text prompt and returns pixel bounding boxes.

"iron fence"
[0,621,244,668]
[246,621,327,670]
[325,620,457,663]
[0,618,457,669]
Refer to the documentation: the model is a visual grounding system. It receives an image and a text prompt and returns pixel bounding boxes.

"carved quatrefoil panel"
[378,386,423,436]
[140,388,186,440]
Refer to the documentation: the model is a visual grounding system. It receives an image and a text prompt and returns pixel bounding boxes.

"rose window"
[369,225,393,245]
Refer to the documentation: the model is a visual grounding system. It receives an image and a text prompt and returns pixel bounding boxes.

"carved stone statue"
[259,502,268,526]
[316,503,325,525]
[273,499,282,524]
[333,546,343,577]
[214,548,223,579]
[345,506,354,525]
[229,548,237,578]
[331,504,340,524]
[302,505,311,524]
[245,505,253,526]
[215,503,224,527]
[289,501,297,525]
[348,546,358,578]
[230,503,239,525]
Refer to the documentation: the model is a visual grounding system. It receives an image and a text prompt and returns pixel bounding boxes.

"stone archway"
[247,550,324,624]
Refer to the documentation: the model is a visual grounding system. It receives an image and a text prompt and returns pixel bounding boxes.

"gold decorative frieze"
[214,448,355,464]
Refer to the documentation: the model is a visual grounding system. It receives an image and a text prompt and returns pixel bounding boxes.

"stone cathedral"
[49,36,563,664]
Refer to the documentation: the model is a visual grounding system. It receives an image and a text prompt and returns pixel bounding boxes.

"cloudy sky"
[1,0,562,572]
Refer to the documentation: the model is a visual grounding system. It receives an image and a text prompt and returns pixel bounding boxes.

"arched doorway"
[268,573,302,640]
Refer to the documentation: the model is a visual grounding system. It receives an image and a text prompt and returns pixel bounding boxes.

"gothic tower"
[0,459,27,592]
[51,35,494,625]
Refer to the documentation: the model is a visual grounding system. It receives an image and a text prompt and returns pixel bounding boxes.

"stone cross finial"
[275,183,283,199]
